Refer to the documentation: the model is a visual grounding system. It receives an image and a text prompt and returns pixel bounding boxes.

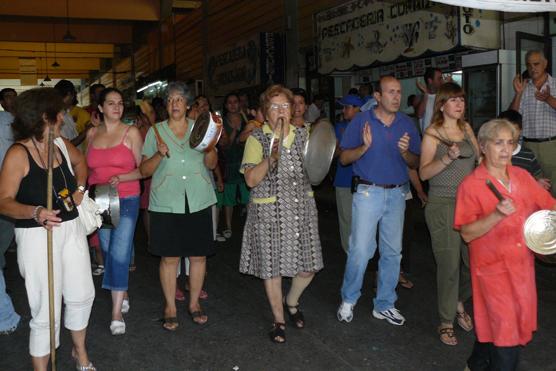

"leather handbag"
[54,138,102,234]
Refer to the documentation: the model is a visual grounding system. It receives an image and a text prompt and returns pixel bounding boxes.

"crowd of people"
[0,49,554,371]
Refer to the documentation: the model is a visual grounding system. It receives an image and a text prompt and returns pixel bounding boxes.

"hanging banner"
[206,36,260,96]
[260,32,286,87]
[316,1,460,73]
[434,0,556,12]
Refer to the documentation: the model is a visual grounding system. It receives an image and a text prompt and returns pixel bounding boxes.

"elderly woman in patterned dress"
[239,84,323,344]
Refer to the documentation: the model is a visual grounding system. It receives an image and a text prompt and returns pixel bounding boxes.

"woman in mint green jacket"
[140,82,217,331]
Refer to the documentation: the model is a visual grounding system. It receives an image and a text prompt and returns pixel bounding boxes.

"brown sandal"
[398,272,414,289]
[456,311,473,332]
[438,326,457,346]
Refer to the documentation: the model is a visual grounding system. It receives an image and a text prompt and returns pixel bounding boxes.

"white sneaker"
[372,308,406,326]
[215,233,226,242]
[121,299,130,314]
[222,229,232,239]
[110,320,126,335]
[92,265,104,276]
[337,302,354,323]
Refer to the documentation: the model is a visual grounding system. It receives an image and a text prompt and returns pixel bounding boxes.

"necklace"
[31,139,75,211]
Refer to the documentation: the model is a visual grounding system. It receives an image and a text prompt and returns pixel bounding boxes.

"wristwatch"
[77,185,86,194]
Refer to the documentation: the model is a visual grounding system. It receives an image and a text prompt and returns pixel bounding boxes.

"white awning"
[434,0,556,12]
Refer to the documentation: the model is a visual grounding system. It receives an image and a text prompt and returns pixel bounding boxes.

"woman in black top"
[0,88,96,371]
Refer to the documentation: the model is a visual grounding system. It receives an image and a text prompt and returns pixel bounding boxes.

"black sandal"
[161,317,179,331]
[269,322,286,343]
[189,310,208,325]
[284,300,305,329]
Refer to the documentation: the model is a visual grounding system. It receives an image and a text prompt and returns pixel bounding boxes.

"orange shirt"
[454,164,555,346]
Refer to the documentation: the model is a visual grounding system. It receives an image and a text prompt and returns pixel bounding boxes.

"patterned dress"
[239,124,323,279]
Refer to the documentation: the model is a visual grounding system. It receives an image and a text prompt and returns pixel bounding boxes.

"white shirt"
[60,111,78,141]
[420,94,436,133]
[304,103,321,123]
[0,111,14,168]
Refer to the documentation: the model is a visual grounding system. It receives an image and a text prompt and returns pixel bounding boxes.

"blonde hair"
[430,82,466,131]
[477,119,517,147]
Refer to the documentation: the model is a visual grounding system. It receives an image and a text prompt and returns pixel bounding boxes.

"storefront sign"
[459,7,500,49]
[434,0,556,12]
[316,0,459,73]
[207,36,260,96]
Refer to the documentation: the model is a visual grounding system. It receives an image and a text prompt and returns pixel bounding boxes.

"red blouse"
[454,163,555,346]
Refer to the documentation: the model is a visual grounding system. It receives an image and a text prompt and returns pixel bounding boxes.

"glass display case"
[464,66,498,132]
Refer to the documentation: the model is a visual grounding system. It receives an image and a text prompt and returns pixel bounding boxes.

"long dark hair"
[12,88,64,141]
[97,87,124,121]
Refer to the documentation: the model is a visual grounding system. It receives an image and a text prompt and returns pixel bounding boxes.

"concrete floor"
[1,184,555,371]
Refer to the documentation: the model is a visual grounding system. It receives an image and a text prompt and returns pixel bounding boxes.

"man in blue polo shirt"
[334,94,363,253]
[337,75,420,326]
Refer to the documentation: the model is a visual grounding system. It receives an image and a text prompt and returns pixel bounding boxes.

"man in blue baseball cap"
[334,93,364,256]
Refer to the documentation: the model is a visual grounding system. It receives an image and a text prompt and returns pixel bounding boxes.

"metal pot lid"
[523,210,556,255]
[303,119,336,186]
[89,184,120,228]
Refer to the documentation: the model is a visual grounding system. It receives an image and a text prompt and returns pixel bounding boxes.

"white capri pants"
[16,218,95,357]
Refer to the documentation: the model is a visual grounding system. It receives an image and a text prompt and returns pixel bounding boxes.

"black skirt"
[149,207,215,257]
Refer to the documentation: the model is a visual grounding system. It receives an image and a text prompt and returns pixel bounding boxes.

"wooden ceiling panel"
[0,20,133,44]
[0,0,160,21]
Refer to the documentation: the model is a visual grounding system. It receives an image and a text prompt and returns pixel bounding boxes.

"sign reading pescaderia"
[316,0,498,73]
[207,36,260,96]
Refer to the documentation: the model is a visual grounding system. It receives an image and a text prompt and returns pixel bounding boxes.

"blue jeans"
[0,270,20,332]
[340,184,407,312]
[99,196,139,291]
[0,215,19,332]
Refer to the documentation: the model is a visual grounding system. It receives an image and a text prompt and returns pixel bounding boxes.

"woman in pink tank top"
[86,88,143,336]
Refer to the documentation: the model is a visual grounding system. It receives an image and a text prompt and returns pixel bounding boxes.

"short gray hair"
[525,49,546,62]
[165,81,191,103]
[477,119,516,147]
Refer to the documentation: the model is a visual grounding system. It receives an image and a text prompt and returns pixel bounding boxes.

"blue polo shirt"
[334,121,353,188]
[340,108,421,185]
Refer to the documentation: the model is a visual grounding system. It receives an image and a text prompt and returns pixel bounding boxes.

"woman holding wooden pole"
[0,88,96,371]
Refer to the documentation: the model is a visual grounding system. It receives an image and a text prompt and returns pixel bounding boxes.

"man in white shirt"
[510,50,556,195]
[304,95,324,123]
[0,87,21,335]
[53,80,79,142]
[416,68,444,133]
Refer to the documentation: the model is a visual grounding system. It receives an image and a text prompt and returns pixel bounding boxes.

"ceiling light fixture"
[43,43,52,82]
[63,0,76,42]
[51,24,60,67]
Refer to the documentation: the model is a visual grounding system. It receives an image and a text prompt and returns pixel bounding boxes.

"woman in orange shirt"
[454,119,555,370]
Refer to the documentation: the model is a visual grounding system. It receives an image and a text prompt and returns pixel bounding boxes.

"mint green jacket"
[142,120,216,213]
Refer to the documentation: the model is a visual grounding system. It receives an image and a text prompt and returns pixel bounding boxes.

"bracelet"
[32,205,44,224]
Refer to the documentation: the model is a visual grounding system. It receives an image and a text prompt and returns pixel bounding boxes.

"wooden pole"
[46,124,56,371]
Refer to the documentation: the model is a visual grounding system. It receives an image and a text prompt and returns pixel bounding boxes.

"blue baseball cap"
[337,94,363,107]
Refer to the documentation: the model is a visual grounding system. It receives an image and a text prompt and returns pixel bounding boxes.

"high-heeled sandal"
[269,322,286,343]
[72,349,97,371]
[284,299,305,329]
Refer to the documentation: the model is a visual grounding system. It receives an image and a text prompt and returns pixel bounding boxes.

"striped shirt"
[512,143,542,178]
[519,74,556,139]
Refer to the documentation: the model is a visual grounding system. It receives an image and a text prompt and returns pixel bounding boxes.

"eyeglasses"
[269,103,290,111]
[167,96,186,105]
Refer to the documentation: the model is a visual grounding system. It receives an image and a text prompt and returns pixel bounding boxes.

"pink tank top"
[87,126,140,198]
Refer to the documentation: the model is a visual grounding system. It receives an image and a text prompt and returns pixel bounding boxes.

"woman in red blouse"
[454,119,555,370]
